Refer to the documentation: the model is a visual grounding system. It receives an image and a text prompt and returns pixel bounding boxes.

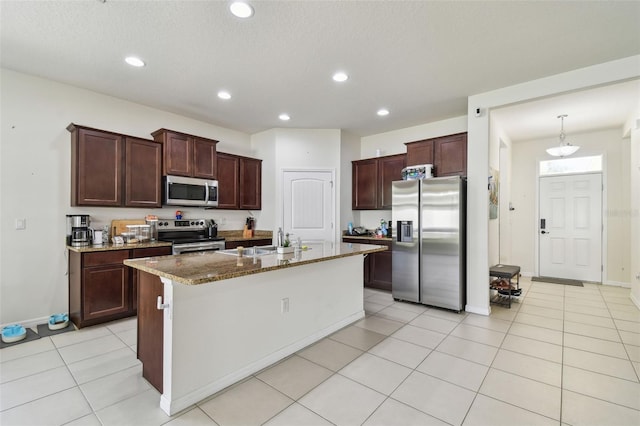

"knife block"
[242,225,254,238]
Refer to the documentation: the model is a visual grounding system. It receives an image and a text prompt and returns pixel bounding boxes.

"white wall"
[0,69,256,325]
[358,116,468,230]
[361,116,468,159]
[628,117,640,307]
[467,55,640,315]
[340,131,361,232]
[252,128,342,242]
[510,128,631,284]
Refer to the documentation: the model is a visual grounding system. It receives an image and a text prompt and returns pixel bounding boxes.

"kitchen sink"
[218,245,277,257]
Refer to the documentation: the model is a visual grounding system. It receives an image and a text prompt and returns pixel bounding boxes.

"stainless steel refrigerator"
[392,176,466,311]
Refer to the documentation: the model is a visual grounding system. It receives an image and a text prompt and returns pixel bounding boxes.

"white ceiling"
[1,1,639,138]
[492,79,640,142]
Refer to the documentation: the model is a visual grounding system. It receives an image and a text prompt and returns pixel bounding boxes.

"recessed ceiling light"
[217,90,231,100]
[125,56,145,67]
[332,72,348,82]
[279,113,290,121]
[377,108,390,116]
[229,1,254,18]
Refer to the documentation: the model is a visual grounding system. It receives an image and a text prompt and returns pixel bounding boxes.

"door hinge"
[330,180,334,188]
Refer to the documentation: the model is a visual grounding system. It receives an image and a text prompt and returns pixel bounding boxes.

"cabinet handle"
[157,296,170,310]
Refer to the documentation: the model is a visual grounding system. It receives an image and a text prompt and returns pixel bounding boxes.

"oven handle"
[174,245,222,255]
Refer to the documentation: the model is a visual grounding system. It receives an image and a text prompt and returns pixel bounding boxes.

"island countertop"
[124,242,386,285]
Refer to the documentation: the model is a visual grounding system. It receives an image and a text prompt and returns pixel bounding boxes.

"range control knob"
[190,221,195,225]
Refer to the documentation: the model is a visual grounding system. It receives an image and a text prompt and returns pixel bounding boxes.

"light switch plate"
[15,218,26,230]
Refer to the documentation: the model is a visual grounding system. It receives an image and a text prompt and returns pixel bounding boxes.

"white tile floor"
[1,277,639,425]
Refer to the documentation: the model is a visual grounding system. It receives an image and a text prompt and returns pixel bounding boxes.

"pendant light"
[546,114,579,157]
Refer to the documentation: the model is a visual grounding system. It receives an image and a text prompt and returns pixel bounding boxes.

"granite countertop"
[124,242,387,285]
[67,241,172,253]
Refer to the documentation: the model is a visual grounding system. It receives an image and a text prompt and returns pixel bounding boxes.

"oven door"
[172,241,225,255]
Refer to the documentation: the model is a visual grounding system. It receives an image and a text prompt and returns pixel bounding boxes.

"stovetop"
[159,236,225,244]
[156,218,222,245]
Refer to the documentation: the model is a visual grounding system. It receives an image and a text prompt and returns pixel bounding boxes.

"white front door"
[539,173,602,282]
[282,170,335,249]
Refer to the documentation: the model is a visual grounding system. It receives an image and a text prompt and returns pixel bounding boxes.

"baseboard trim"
[1,315,50,331]
[465,304,490,316]
[603,280,631,288]
[160,310,365,416]
[630,291,640,310]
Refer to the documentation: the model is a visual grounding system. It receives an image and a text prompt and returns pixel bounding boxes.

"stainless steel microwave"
[163,175,218,207]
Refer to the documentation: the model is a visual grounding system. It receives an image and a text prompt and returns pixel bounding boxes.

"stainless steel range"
[157,219,225,255]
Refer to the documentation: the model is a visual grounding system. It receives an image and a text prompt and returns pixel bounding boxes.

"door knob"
[541,230,549,234]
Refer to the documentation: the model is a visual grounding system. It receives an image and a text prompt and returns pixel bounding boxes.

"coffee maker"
[66,214,92,247]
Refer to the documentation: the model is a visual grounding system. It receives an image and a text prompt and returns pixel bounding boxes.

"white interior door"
[539,173,602,282]
[282,170,335,248]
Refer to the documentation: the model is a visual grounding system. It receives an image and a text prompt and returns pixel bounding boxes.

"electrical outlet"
[15,218,26,230]
[281,298,289,313]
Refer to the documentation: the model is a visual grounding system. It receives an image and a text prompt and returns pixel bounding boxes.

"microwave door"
[167,181,207,206]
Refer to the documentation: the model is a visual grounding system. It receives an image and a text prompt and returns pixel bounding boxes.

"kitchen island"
[124,242,386,415]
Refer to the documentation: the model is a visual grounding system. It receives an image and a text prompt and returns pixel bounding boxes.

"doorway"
[539,172,603,282]
[282,169,335,248]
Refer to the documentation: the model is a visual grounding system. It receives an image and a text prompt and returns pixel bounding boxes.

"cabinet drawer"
[225,238,272,249]
[132,247,172,259]
[83,250,129,267]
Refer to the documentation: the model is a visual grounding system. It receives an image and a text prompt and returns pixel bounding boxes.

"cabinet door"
[82,264,129,322]
[352,159,378,210]
[137,270,164,393]
[378,154,406,209]
[369,250,392,291]
[73,128,123,206]
[216,153,239,209]
[130,247,172,312]
[239,157,262,210]
[163,131,192,176]
[434,133,467,176]
[192,137,218,179]
[225,239,272,249]
[125,137,162,207]
[405,139,434,167]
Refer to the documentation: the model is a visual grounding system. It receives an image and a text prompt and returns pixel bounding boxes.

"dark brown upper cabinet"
[239,157,262,210]
[68,124,161,208]
[125,137,162,207]
[352,154,406,210]
[216,152,262,210]
[151,129,218,179]
[404,132,467,177]
[378,154,406,209]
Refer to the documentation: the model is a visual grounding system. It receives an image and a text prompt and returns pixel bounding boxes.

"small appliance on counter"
[66,214,92,247]
[145,215,159,241]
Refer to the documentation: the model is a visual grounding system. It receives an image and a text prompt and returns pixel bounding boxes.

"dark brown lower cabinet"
[69,246,171,328]
[369,248,392,291]
[225,238,272,249]
[137,270,164,393]
[343,238,392,291]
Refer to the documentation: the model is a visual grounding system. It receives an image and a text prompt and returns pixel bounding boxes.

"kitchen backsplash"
[358,210,393,233]
[66,207,262,234]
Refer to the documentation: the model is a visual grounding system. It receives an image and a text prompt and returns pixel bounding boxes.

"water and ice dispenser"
[397,221,413,242]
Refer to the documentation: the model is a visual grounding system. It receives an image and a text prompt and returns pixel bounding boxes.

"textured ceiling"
[1,0,639,137]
